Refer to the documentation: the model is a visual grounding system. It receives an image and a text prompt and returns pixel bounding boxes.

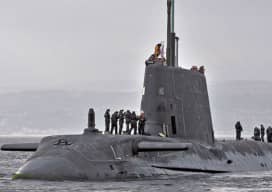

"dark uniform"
[125,110,131,133]
[267,126,272,143]
[261,125,265,142]
[104,109,110,133]
[138,113,146,135]
[235,121,243,140]
[110,111,118,135]
[260,124,265,142]
[253,127,261,141]
[129,111,138,135]
[118,110,124,135]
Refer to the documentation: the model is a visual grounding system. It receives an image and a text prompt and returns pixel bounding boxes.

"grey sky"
[0,0,272,90]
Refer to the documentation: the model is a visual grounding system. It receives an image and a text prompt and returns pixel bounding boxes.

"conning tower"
[141,0,214,144]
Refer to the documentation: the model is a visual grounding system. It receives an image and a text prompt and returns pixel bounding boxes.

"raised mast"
[166,0,178,67]
[171,0,175,32]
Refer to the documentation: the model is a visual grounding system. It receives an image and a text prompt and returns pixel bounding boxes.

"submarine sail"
[141,0,215,144]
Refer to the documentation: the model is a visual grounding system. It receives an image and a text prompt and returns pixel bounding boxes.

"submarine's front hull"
[14,134,176,181]
[15,156,87,180]
[12,134,272,181]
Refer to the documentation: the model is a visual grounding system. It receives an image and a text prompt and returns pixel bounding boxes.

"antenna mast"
[166,0,179,67]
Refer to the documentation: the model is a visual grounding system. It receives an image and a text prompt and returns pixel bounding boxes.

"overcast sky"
[0,0,272,91]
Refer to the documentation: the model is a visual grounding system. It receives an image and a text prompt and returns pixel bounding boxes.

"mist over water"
[0,80,272,139]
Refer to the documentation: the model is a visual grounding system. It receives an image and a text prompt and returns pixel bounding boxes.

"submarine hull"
[14,133,272,181]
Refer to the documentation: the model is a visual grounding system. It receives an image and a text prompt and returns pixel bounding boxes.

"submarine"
[2,0,272,181]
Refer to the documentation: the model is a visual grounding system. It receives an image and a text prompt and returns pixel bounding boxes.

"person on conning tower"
[145,43,166,65]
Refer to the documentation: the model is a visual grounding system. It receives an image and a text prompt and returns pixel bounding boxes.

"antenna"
[166,0,179,67]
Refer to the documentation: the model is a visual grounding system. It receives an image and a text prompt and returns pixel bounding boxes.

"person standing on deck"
[104,109,110,133]
[129,111,138,135]
[235,121,243,140]
[118,110,124,135]
[138,112,146,135]
[110,111,119,135]
[260,124,265,142]
[124,110,131,134]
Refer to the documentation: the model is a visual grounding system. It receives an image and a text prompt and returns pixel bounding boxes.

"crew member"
[138,112,146,135]
[260,124,265,142]
[199,66,205,74]
[253,127,261,141]
[110,111,118,135]
[104,109,110,133]
[125,110,131,133]
[235,121,243,140]
[129,111,138,135]
[267,126,272,143]
[145,43,165,65]
[118,110,124,135]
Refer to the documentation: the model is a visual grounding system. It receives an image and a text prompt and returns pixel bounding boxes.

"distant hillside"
[0,80,272,138]
[0,89,141,135]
